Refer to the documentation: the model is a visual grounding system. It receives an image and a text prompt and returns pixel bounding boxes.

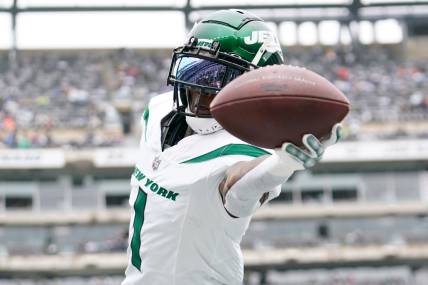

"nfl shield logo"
[152,156,161,170]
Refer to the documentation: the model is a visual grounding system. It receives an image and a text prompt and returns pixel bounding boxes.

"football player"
[122,9,342,285]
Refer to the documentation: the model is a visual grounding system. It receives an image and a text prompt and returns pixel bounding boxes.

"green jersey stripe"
[131,188,148,271]
[143,107,149,142]
[181,143,270,164]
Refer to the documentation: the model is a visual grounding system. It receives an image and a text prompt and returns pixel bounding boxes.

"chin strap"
[185,112,223,135]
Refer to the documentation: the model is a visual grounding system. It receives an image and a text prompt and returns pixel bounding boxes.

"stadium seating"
[1,46,428,149]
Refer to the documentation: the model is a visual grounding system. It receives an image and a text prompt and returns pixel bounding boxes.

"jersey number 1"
[130,188,147,271]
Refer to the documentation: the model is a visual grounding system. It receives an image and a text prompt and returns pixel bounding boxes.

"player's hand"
[275,123,343,170]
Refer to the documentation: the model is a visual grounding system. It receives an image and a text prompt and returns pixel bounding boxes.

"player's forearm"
[221,153,301,217]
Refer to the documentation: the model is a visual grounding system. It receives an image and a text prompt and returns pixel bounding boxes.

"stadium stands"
[2,214,428,256]
[0,49,171,148]
[1,46,428,148]
[286,46,428,141]
[1,0,428,283]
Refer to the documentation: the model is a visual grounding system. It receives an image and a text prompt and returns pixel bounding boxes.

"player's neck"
[184,127,195,137]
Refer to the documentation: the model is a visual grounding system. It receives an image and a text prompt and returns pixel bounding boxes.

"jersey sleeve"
[202,146,281,214]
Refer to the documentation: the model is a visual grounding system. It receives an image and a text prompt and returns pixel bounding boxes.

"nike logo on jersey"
[133,167,179,201]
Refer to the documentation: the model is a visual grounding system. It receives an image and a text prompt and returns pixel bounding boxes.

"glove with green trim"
[276,123,343,171]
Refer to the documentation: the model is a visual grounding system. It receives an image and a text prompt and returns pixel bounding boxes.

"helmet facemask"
[167,37,258,119]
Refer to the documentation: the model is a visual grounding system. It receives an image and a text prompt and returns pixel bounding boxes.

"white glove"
[271,123,343,175]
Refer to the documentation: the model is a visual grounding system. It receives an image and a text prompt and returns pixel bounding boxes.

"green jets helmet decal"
[194,38,214,48]
[187,9,284,67]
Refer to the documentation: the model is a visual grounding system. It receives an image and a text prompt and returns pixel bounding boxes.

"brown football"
[210,65,350,148]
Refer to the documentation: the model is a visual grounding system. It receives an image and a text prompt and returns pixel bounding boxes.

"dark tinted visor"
[172,56,242,89]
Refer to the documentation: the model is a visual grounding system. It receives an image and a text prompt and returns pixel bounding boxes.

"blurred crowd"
[1,217,427,257]
[0,268,427,285]
[0,217,428,284]
[0,277,122,285]
[1,46,428,148]
[0,49,171,148]
[286,46,428,141]
[249,267,427,285]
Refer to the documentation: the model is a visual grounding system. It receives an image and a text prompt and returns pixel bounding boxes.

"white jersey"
[122,92,279,285]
